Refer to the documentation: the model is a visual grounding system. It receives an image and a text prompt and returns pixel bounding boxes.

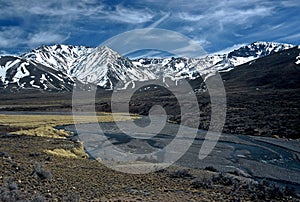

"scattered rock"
[31,163,52,181]
[170,169,193,179]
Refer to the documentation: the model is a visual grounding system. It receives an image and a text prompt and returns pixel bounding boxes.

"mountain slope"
[133,42,295,81]
[70,46,156,89]
[227,41,294,66]
[22,44,93,73]
[0,56,75,91]
[217,46,300,139]
[0,41,296,91]
[220,46,300,90]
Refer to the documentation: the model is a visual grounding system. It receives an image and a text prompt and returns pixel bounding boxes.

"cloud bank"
[0,0,299,55]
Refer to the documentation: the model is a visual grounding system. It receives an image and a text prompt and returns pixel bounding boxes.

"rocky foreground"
[0,132,299,201]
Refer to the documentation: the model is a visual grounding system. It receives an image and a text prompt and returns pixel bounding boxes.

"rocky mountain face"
[70,46,156,90]
[0,56,75,91]
[221,46,300,89]
[132,42,295,81]
[0,42,297,91]
[21,44,94,73]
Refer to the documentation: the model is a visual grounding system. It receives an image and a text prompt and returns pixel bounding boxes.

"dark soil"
[0,134,298,201]
[0,85,299,139]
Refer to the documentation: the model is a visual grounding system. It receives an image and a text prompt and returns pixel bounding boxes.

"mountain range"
[0,42,298,91]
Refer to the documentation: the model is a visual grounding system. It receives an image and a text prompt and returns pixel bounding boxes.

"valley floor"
[0,134,299,201]
[0,87,299,201]
[0,112,299,201]
[0,88,299,139]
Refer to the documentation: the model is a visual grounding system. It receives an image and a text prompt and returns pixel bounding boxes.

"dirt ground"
[1,134,298,201]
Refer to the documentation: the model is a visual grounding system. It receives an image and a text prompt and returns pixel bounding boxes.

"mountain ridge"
[0,41,297,91]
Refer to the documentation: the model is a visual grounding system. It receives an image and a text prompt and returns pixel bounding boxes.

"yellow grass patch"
[11,126,70,139]
[0,113,139,129]
[44,149,79,158]
[44,142,88,159]
[0,113,140,138]
[0,113,138,159]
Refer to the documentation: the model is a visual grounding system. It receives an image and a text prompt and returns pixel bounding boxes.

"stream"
[60,116,300,193]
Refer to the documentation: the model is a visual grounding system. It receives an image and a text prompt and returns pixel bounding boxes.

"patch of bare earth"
[0,134,298,201]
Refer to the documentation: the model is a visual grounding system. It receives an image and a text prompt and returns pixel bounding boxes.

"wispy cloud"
[281,0,300,7]
[148,12,170,28]
[2,1,153,23]
[212,7,273,25]
[103,28,207,57]
[279,33,300,41]
[104,5,154,24]
[178,5,274,25]
[0,0,155,52]
[27,31,70,46]
[0,0,299,55]
[2,0,104,18]
[178,13,204,22]
[0,28,70,49]
[0,27,24,48]
[172,0,288,52]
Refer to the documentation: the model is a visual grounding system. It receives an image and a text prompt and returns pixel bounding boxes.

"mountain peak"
[94,46,121,57]
[251,41,294,46]
[70,45,156,89]
[228,41,294,61]
[1,41,298,91]
[22,44,93,73]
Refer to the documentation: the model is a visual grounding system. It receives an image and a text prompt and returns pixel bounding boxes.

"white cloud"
[175,2,276,48]
[0,27,70,49]
[281,0,300,7]
[178,13,204,21]
[0,27,24,48]
[3,0,104,18]
[213,7,273,24]
[148,12,170,28]
[0,0,156,52]
[27,31,70,46]
[0,0,298,54]
[2,1,153,24]
[105,6,154,24]
[279,33,300,41]
[182,26,196,33]
[178,5,274,25]
[102,28,207,57]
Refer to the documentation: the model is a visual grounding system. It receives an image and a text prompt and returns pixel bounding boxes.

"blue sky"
[0,0,300,56]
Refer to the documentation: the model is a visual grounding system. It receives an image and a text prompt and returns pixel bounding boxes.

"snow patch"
[230,56,255,66]
[296,54,300,65]
[6,59,21,68]
[41,74,47,81]
[12,62,30,84]
[132,61,142,66]
[218,67,234,73]
[0,67,7,82]
[204,72,216,81]
[30,80,41,88]
[175,62,185,69]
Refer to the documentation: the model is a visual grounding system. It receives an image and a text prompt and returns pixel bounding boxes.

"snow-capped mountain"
[0,41,296,91]
[132,41,295,81]
[0,55,75,91]
[70,46,156,89]
[227,41,294,66]
[22,44,93,73]
[221,46,300,89]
